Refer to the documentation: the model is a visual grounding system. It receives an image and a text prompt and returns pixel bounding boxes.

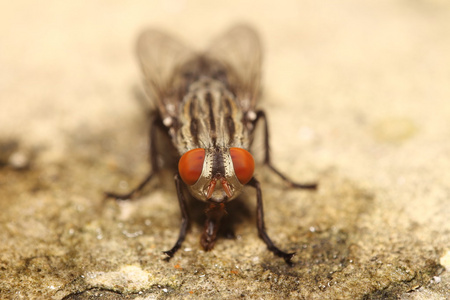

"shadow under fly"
[105,24,317,265]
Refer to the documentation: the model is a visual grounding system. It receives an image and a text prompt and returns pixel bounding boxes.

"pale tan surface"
[1,1,449,299]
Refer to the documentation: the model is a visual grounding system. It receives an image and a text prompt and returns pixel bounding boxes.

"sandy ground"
[1,0,449,299]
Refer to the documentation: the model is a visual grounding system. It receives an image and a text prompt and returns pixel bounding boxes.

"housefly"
[106,25,317,264]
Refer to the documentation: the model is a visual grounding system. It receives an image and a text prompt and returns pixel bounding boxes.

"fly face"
[178,147,255,202]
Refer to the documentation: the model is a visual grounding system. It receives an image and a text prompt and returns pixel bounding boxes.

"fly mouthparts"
[221,179,233,198]
[205,176,234,200]
[205,179,217,199]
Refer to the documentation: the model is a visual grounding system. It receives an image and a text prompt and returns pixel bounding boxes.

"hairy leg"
[248,177,295,265]
[163,174,190,259]
[251,110,318,189]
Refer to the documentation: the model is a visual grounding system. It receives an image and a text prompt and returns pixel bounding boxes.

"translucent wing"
[136,29,195,120]
[206,24,263,112]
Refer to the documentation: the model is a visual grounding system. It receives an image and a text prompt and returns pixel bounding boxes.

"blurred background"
[3,0,449,153]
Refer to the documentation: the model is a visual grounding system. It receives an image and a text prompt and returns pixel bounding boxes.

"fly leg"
[163,173,190,259]
[248,177,295,265]
[104,115,166,201]
[251,110,318,189]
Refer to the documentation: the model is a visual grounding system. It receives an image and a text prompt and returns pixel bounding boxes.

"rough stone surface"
[1,1,449,299]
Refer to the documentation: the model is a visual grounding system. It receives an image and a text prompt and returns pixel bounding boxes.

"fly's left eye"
[178,148,205,185]
[229,147,254,184]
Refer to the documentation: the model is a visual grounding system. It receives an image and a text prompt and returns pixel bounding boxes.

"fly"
[106,25,317,265]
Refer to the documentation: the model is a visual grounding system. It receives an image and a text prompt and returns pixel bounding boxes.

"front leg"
[163,173,190,259]
[251,110,318,189]
[248,177,295,265]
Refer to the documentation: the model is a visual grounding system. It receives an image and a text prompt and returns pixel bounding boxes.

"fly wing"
[136,29,195,120]
[206,24,262,112]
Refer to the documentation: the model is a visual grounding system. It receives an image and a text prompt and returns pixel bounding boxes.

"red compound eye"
[229,147,254,184]
[178,148,205,185]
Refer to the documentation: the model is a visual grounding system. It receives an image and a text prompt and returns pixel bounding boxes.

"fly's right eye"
[178,148,205,185]
[229,147,254,184]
